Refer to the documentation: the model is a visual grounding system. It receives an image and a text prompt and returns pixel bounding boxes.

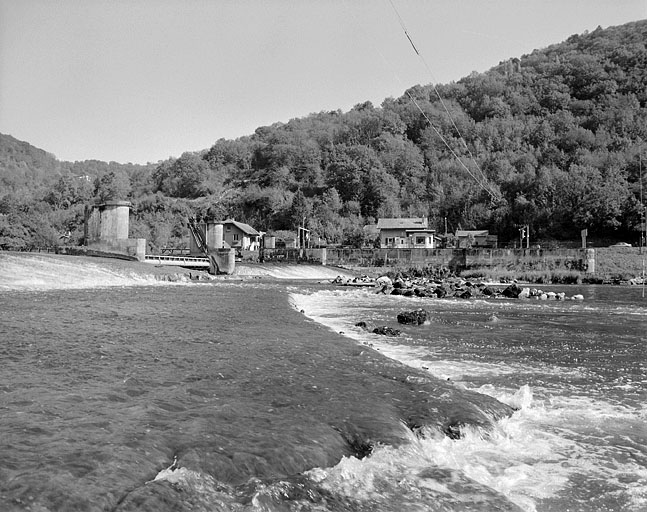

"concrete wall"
[259,247,592,272]
[83,238,146,261]
[462,248,589,271]
[59,238,146,261]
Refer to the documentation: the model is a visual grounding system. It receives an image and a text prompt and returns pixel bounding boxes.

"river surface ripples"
[1,254,646,511]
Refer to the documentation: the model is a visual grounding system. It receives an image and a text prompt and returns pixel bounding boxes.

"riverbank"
[339,248,646,286]
[264,246,647,284]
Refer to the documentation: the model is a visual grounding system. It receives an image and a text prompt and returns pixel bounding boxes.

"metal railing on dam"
[143,255,210,268]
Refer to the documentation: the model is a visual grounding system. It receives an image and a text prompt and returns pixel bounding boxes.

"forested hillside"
[2,20,646,251]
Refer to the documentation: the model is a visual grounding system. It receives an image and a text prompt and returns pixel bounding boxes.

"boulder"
[457,289,473,299]
[501,283,523,298]
[502,284,530,299]
[414,287,432,297]
[481,286,496,296]
[397,309,429,325]
[433,287,447,298]
[376,276,392,288]
[372,326,401,336]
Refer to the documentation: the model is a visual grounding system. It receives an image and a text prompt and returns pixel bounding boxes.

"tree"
[288,189,311,231]
[559,164,630,233]
[94,171,131,202]
[45,175,92,209]
[153,152,209,198]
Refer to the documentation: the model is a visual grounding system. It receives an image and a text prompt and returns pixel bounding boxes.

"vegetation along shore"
[2,21,647,259]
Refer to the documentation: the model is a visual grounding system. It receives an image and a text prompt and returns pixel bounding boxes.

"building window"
[416,236,426,245]
[385,237,394,245]
[233,234,239,241]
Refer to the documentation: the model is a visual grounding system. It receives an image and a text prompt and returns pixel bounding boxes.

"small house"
[222,219,261,250]
[376,217,436,249]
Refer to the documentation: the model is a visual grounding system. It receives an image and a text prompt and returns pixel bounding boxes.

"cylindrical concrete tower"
[213,223,224,249]
[99,201,131,240]
[205,223,224,250]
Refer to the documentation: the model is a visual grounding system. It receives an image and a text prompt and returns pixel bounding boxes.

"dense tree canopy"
[2,20,647,251]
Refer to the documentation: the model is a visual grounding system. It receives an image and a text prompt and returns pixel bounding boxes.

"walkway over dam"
[143,255,209,268]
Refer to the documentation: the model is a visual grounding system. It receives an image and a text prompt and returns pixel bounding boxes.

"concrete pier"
[209,249,236,275]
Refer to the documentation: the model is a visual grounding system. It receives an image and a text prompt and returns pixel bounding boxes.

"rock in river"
[397,309,430,325]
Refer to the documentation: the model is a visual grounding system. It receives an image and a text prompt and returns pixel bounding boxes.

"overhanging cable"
[387,0,499,201]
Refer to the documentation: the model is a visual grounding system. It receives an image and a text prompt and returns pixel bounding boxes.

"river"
[1,253,645,511]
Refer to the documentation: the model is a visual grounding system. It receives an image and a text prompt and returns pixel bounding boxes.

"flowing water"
[1,253,646,511]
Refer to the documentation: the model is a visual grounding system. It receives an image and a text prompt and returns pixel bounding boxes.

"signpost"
[518,225,530,249]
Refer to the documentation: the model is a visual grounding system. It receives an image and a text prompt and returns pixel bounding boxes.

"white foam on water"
[0,254,182,291]
[290,288,647,511]
[307,408,573,512]
[306,383,647,511]
[151,465,243,511]
[290,289,574,383]
[235,263,355,280]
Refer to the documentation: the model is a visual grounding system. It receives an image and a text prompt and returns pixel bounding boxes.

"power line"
[404,90,491,193]
[387,0,500,201]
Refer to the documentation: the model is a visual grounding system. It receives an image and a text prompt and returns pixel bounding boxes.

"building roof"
[377,217,428,230]
[221,219,260,236]
[455,230,489,237]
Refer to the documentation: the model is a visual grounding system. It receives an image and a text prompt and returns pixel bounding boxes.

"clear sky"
[1,0,645,164]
